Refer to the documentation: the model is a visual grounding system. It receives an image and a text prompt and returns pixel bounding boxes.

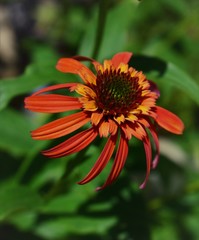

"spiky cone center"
[95,68,142,115]
[76,63,158,125]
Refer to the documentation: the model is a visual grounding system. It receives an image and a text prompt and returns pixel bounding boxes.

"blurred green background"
[0,0,199,239]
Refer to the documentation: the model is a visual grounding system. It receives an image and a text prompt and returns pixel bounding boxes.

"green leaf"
[41,184,95,214]
[79,0,138,60]
[35,216,116,239]
[0,109,35,157]
[0,182,43,221]
[9,211,37,231]
[161,0,189,16]
[130,55,199,105]
[0,64,59,111]
[161,62,199,105]
[0,45,77,111]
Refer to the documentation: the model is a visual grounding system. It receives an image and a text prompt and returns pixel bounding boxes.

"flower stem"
[91,0,109,60]
[14,141,48,183]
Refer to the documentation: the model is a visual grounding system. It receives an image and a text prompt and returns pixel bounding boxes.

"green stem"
[44,150,88,201]
[14,141,48,183]
[91,0,109,60]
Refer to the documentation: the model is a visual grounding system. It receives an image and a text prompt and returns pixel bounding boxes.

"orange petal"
[75,84,96,98]
[24,94,82,113]
[120,123,134,140]
[78,133,118,185]
[91,112,104,125]
[133,122,147,140]
[42,127,97,158]
[108,119,118,135]
[98,121,110,137]
[56,58,96,85]
[80,99,98,111]
[139,134,152,189]
[31,83,77,96]
[111,52,132,68]
[156,106,184,134]
[96,133,128,190]
[31,111,90,140]
[121,121,147,140]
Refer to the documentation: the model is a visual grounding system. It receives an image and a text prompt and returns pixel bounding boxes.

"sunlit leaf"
[35,216,116,239]
[9,211,37,231]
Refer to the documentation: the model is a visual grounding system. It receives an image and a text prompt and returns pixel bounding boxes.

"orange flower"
[25,52,184,190]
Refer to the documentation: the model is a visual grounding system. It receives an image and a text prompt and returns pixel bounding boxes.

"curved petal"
[42,127,98,158]
[31,111,90,140]
[111,52,133,68]
[139,133,152,189]
[149,125,160,169]
[31,83,77,96]
[56,58,96,85]
[96,133,128,190]
[78,132,118,185]
[24,94,82,113]
[156,106,184,134]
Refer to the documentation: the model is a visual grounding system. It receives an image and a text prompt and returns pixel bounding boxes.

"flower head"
[25,52,184,190]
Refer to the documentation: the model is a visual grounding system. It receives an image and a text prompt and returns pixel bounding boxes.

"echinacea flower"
[25,52,184,190]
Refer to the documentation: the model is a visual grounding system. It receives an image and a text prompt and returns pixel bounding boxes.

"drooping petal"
[156,106,184,134]
[56,58,96,85]
[148,125,160,169]
[31,111,90,140]
[139,133,152,189]
[96,133,128,190]
[78,133,118,185]
[31,83,77,96]
[24,94,82,113]
[42,127,98,158]
[111,52,133,68]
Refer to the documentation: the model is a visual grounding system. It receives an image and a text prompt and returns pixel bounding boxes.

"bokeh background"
[0,0,199,239]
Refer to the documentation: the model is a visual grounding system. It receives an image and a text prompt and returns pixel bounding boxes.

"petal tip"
[111,52,133,68]
[139,182,147,189]
[156,106,185,135]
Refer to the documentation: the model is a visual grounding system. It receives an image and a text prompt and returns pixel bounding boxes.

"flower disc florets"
[75,59,160,129]
[95,68,141,116]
